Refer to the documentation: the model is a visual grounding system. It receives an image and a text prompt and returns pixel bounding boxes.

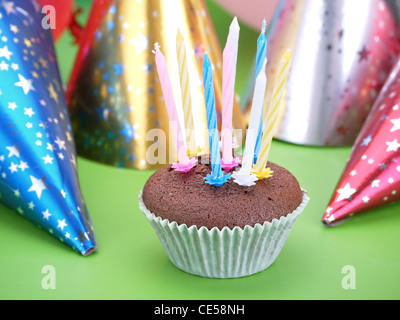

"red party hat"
[323,56,400,225]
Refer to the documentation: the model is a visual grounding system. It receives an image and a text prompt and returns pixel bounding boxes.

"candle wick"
[262,19,266,33]
[153,42,161,54]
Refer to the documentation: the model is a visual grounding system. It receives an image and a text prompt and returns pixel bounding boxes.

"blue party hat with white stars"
[0,0,97,255]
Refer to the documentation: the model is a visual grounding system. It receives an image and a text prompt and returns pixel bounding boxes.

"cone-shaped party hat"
[67,0,246,170]
[0,0,97,255]
[323,56,400,225]
[244,0,400,146]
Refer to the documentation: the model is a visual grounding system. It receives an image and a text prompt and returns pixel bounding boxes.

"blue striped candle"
[202,53,231,187]
[253,20,268,163]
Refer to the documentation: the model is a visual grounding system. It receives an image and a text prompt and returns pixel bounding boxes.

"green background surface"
[1,0,400,300]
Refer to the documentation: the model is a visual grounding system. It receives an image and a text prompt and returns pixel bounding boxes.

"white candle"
[232,58,267,186]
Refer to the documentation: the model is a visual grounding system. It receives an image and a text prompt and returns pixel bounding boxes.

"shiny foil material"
[323,57,400,225]
[67,0,245,170]
[0,0,97,255]
[245,0,400,146]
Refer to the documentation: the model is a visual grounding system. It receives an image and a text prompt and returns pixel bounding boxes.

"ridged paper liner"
[138,190,309,278]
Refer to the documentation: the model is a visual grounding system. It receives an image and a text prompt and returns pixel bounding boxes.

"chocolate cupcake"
[139,156,309,278]
[142,156,303,229]
[142,19,309,278]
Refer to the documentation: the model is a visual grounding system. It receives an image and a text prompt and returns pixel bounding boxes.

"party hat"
[66,0,246,170]
[244,0,400,146]
[0,0,97,255]
[323,56,400,225]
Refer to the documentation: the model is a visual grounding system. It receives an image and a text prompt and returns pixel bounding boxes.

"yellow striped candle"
[176,29,197,156]
[253,50,292,179]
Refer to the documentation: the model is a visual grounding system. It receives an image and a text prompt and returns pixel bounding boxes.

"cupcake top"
[142,155,303,230]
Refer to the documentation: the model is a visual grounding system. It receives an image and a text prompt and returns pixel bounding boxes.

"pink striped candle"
[154,43,197,172]
[221,17,241,171]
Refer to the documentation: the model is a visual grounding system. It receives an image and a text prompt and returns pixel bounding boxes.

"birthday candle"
[232,58,267,186]
[154,43,197,172]
[254,20,268,163]
[253,50,292,178]
[255,20,268,82]
[176,29,196,156]
[228,17,240,73]
[221,17,241,170]
[203,53,231,187]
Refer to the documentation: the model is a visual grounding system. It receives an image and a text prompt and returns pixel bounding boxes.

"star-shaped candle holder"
[205,171,232,188]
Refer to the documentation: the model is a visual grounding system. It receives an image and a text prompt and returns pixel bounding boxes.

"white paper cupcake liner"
[138,189,309,278]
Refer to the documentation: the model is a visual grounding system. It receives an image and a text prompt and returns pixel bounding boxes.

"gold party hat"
[67,0,245,169]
